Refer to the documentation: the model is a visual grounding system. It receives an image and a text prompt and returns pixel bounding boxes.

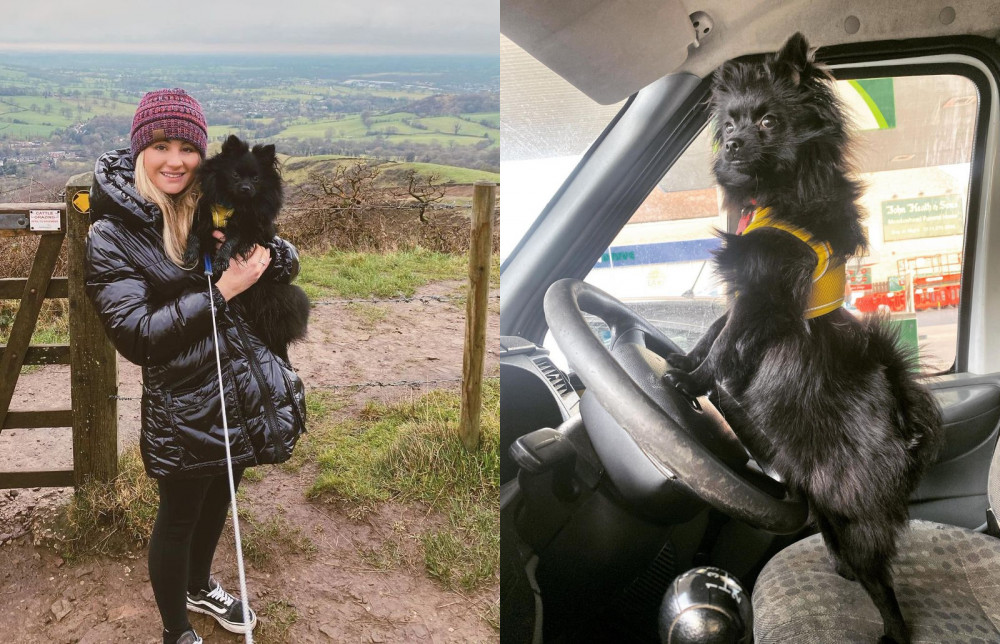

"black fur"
[664,33,942,644]
[185,134,309,362]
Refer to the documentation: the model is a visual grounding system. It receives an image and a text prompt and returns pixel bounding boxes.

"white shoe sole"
[187,601,257,634]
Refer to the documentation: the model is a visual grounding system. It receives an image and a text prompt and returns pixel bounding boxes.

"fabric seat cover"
[753,407,1000,642]
[753,520,1000,642]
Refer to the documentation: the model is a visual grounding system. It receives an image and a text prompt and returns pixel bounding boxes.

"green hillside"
[270,111,497,148]
[280,155,499,186]
[0,94,135,140]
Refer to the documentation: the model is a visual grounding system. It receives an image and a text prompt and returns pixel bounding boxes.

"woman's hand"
[214,243,272,301]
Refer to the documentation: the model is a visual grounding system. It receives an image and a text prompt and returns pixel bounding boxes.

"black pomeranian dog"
[664,34,941,644]
[185,134,309,362]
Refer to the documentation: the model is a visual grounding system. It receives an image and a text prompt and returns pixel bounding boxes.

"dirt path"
[0,279,500,643]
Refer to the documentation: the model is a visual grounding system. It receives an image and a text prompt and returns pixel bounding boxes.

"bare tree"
[284,160,461,253]
[289,160,390,249]
[398,169,446,223]
[303,159,384,206]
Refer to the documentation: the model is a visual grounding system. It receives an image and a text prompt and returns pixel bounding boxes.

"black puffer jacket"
[85,149,306,479]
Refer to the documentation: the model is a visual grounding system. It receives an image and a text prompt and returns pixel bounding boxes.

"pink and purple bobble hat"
[129,88,208,159]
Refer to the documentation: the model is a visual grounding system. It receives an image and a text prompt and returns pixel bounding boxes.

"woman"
[85,88,307,644]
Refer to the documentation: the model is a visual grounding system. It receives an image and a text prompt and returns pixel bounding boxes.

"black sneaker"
[164,629,202,644]
[186,578,257,634]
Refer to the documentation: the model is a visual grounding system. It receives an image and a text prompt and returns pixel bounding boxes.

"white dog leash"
[205,257,253,644]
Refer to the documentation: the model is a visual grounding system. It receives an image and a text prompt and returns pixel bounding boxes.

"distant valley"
[0,52,499,201]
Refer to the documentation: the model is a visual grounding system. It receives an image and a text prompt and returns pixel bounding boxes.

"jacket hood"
[90,148,161,226]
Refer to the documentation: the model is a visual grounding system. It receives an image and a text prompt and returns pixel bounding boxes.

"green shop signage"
[881,194,964,241]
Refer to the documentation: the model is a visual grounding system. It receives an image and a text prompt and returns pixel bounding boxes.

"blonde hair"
[134,149,202,268]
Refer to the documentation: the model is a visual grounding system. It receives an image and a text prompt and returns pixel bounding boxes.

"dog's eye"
[724,122,735,134]
[232,171,240,179]
[760,115,777,129]
[251,176,260,183]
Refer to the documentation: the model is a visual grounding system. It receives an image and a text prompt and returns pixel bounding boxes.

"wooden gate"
[0,173,117,488]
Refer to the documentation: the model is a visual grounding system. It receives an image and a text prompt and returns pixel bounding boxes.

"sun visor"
[501,0,696,105]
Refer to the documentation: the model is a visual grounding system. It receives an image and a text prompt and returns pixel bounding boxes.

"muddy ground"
[0,279,499,643]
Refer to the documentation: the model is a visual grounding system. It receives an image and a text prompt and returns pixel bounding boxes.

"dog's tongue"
[736,210,755,235]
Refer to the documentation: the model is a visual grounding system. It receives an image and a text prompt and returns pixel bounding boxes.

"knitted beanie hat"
[130,88,208,159]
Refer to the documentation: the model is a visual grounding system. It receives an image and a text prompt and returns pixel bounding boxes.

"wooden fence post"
[65,173,118,486]
[459,182,497,451]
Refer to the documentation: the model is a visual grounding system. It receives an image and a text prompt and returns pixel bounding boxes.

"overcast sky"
[1,1,498,56]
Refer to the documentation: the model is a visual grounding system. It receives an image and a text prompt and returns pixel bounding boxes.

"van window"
[500,35,626,262]
[577,74,976,373]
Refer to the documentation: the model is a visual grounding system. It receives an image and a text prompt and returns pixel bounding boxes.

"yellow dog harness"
[741,207,846,319]
[211,203,234,229]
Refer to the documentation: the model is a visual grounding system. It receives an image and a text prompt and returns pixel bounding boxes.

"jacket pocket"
[165,384,230,466]
[140,388,184,477]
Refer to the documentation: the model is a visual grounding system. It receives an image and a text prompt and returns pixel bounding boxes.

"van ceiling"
[501,0,1000,104]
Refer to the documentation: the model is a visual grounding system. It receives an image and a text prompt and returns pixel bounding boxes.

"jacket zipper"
[279,365,307,432]
[231,302,288,462]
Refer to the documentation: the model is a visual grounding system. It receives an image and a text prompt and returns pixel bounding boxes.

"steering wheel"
[544,278,808,534]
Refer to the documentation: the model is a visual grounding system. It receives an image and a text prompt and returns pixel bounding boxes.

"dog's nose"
[725,138,743,159]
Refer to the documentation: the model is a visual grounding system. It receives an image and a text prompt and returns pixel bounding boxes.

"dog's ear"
[774,32,815,86]
[711,61,742,94]
[252,143,276,161]
[222,135,247,155]
[252,144,280,172]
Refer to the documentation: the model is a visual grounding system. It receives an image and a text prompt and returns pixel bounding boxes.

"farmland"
[0,52,498,199]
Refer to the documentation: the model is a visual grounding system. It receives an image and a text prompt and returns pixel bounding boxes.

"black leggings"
[149,469,244,635]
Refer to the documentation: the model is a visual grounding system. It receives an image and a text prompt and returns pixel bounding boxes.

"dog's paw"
[211,262,227,279]
[878,635,908,644]
[664,369,700,396]
[666,352,697,371]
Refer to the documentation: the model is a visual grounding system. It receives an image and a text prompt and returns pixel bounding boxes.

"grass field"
[183,109,497,151]
[464,112,499,127]
[0,300,70,346]
[299,379,500,591]
[381,161,499,184]
[0,94,136,139]
[296,247,468,300]
[270,111,497,148]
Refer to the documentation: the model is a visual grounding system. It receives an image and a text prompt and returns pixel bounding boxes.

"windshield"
[499,35,626,261]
